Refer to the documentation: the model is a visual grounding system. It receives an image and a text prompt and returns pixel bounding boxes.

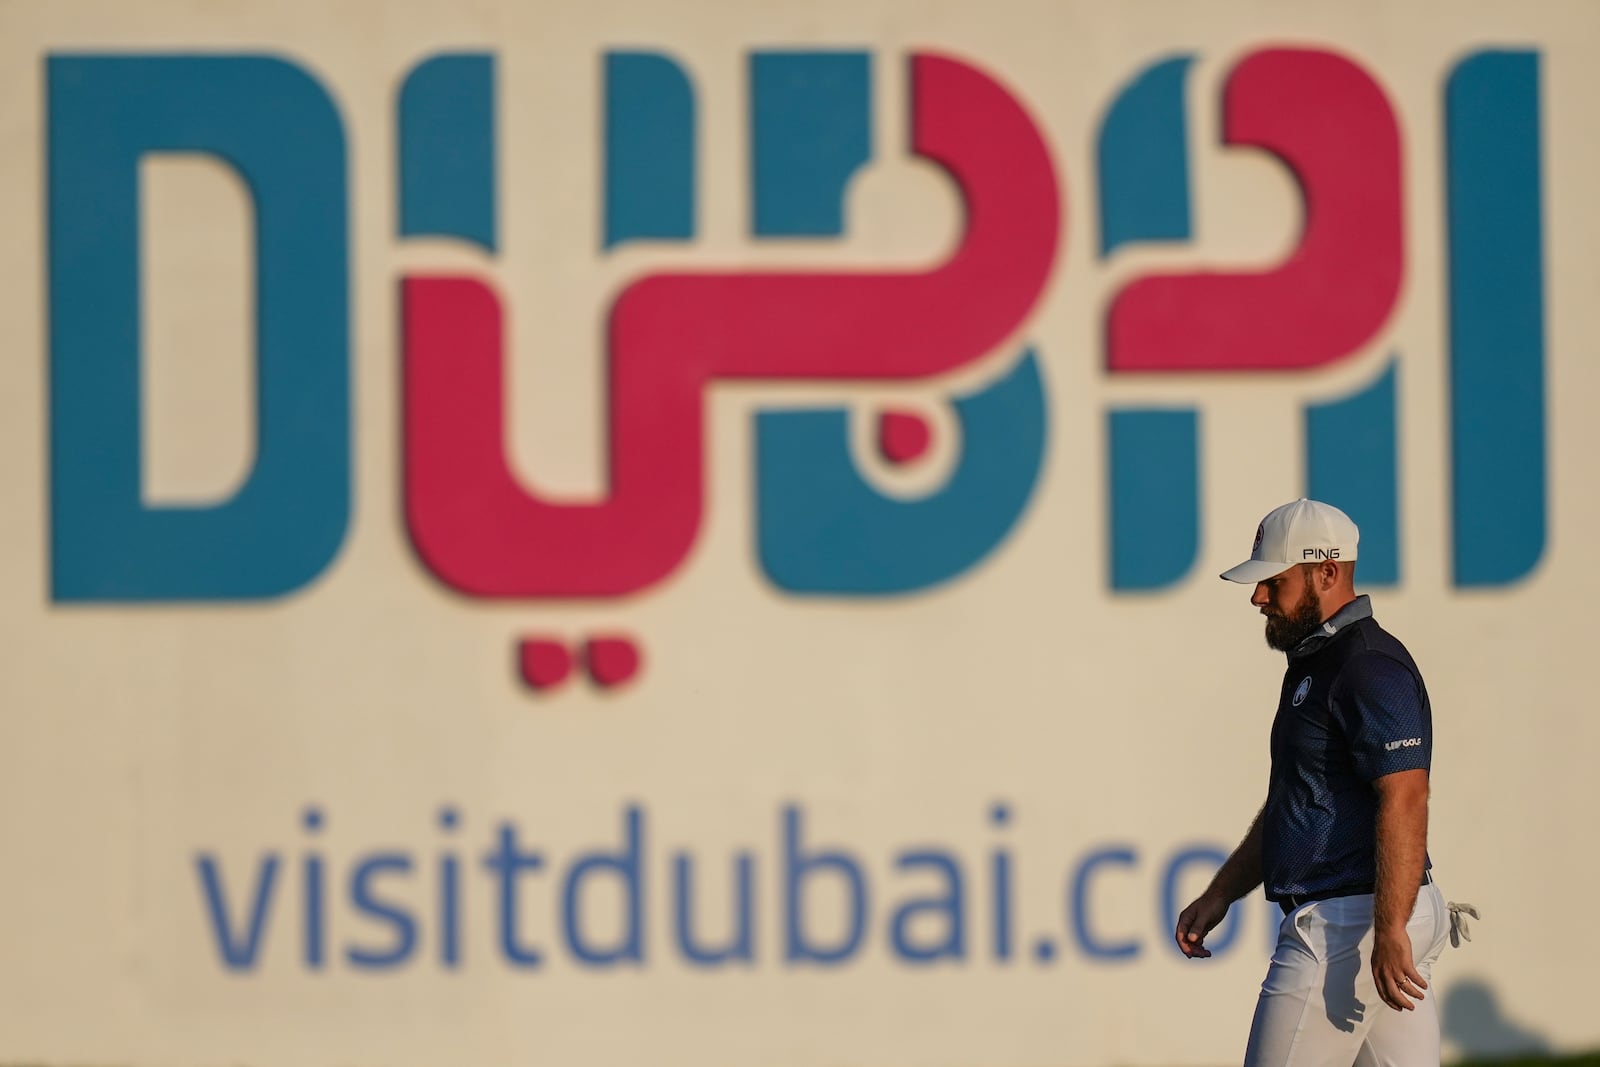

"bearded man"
[1174,499,1455,1066]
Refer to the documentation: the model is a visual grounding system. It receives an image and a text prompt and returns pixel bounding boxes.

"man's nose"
[1251,583,1270,607]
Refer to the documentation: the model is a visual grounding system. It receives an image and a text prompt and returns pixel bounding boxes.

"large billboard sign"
[2,2,1595,1065]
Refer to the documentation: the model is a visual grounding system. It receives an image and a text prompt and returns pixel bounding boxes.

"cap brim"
[1219,559,1297,584]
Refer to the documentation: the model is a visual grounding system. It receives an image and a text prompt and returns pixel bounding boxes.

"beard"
[1264,583,1324,652]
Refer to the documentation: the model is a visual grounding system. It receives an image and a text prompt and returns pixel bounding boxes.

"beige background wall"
[2,1,1596,1065]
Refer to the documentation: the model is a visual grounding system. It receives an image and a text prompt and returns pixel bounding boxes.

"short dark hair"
[1302,560,1357,581]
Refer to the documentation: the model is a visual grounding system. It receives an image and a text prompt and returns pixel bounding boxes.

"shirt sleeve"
[1331,652,1432,781]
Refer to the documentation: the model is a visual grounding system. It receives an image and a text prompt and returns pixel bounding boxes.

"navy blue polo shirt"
[1261,595,1432,900]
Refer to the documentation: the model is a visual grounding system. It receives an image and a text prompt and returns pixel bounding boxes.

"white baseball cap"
[1220,499,1360,584]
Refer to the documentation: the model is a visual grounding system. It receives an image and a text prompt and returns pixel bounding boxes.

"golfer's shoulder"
[1333,626,1423,697]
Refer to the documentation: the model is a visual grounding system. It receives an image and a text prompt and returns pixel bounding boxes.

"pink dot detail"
[584,636,642,688]
[878,411,932,465]
[519,638,573,691]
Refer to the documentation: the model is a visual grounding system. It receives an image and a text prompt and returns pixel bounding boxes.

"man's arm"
[1370,768,1430,1010]
[1175,806,1265,959]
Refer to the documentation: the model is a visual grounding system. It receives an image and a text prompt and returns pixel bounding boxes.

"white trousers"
[1244,881,1451,1067]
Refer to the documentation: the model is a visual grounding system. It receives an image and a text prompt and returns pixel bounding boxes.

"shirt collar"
[1287,594,1373,661]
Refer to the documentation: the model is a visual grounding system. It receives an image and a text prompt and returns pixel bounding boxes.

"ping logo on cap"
[1221,499,1360,584]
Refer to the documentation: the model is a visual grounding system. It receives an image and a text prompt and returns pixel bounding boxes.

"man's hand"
[1371,927,1427,1010]
[1175,893,1230,958]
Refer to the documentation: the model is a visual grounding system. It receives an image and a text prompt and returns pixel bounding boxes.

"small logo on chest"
[1292,676,1313,706]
